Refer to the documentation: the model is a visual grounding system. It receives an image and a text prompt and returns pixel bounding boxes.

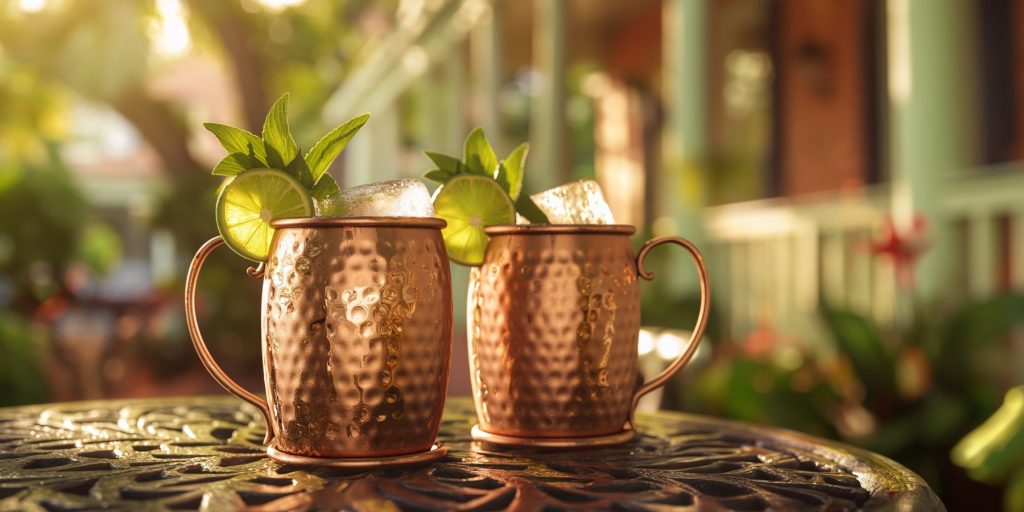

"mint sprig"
[262,93,299,167]
[496,142,527,201]
[311,173,345,216]
[422,127,549,224]
[211,152,260,177]
[203,93,369,215]
[463,128,499,176]
[306,113,370,182]
[204,124,267,169]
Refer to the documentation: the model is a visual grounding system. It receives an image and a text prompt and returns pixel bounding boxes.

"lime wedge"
[216,168,313,261]
[433,175,515,265]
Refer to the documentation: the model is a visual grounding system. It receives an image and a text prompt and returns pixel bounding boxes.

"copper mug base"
[185,217,454,469]
[470,424,635,449]
[468,225,710,448]
[267,442,447,469]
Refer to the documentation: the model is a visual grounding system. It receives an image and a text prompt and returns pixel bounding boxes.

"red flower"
[870,216,929,288]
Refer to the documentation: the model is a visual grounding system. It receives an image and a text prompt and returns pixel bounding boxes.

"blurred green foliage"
[0,96,129,405]
[0,60,85,304]
[0,54,102,405]
[0,0,149,101]
[687,356,842,438]
[820,293,1024,498]
[0,156,85,306]
[0,0,395,385]
[0,312,50,406]
[75,222,123,275]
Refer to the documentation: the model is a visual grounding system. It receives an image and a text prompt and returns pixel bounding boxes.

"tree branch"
[110,87,202,177]
[188,0,270,132]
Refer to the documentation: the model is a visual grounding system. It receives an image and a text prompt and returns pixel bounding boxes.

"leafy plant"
[821,293,1024,492]
[422,127,549,224]
[0,312,50,406]
[0,156,87,309]
[686,355,843,438]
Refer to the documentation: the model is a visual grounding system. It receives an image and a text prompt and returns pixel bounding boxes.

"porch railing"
[701,164,1024,354]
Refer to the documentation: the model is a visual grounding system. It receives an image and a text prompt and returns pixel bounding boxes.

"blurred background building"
[2,0,1024,508]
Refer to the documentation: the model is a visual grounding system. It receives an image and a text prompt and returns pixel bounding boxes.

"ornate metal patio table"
[0,396,942,511]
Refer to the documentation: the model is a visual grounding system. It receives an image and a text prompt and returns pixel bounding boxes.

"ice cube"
[339,178,435,217]
[529,179,616,224]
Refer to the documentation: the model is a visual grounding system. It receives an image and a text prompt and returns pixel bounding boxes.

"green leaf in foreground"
[515,193,549,224]
[306,113,370,183]
[285,151,315,189]
[495,164,510,195]
[203,123,267,167]
[952,386,1024,484]
[424,169,455,185]
[212,152,261,176]
[312,174,345,216]
[425,151,465,174]
[501,142,528,200]
[263,143,286,170]
[463,127,498,176]
[262,93,299,166]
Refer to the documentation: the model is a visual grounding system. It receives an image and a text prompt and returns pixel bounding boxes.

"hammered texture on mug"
[263,224,452,457]
[469,231,641,437]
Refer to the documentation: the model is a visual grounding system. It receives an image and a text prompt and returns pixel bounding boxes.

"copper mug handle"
[184,236,274,445]
[628,236,711,427]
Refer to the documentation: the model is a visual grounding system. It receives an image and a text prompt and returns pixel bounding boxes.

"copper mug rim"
[484,224,637,236]
[271,216,447,229]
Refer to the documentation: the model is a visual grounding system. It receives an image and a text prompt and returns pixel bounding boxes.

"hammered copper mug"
[467,225,710,448]
[185,217,453,468]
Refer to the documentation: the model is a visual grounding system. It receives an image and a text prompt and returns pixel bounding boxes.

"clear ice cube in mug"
[340,178,435,217]
[529,179,616,225]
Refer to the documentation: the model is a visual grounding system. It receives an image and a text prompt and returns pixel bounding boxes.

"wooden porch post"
[528,0,567,191]
[660,0,709,292]
[471,0,504,152]
[443,43,469,156]
[663,0,709,209]
[887,0,978,299]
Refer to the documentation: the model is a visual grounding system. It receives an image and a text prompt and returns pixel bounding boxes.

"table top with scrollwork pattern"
[0,396,942,511]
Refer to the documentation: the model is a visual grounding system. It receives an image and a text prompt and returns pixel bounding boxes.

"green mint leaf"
[263,142,286,170]
[463,127,498,176]
[495,163,511,195]
[423,169,454,184]
[262,93,299,167]
[203,123,267,165]
[515,193,549,224]
[501,142,528,200]
[312,173,346,216]
[212,152,260,176]
[284,151,315,189]
[424,151,465,174]
[306,113,370,183]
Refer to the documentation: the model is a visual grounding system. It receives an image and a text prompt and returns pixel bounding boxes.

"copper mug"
[185,217,453,467]
[467,225,710,447]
